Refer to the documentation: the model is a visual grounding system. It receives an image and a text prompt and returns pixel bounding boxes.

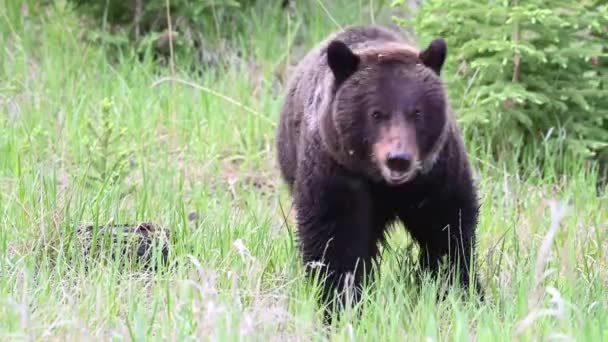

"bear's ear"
[419,37,447,75]
[327,40,360,85]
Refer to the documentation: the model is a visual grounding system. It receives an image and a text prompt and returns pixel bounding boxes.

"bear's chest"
[369,180,436,215]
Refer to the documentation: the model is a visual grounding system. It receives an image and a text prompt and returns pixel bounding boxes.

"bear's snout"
[373,125,419,185]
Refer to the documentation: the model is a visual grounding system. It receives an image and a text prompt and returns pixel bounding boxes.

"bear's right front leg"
[294,160,379,321]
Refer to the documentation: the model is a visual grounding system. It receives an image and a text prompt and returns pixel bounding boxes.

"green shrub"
[394,0,608,161]
[69,0,255,34]
[68,0,260,58]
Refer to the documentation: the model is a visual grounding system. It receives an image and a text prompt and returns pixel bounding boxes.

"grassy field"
[1,1,607,340]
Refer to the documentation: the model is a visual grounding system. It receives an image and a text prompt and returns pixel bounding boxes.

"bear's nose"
[386,152,412,172]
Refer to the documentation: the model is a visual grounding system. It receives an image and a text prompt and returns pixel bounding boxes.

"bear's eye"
[371,111,386,121]
[413,110,422,119]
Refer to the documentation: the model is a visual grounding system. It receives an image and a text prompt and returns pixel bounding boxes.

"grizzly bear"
[276,25,482,315]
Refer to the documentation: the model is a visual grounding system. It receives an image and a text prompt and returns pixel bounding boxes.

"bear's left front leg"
[402,186,483,298]
[294,162,380,320]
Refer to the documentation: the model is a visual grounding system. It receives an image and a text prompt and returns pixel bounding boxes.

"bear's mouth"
[383,169,416,185]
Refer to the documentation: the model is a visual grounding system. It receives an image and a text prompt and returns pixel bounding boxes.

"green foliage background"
[395,0,608,164]
[1,0,607,339]
[71,0,608,170]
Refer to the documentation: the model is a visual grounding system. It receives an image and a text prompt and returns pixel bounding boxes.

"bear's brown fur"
[276,25,482,319]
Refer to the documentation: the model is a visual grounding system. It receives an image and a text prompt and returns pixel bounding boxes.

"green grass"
[1,1,607,340]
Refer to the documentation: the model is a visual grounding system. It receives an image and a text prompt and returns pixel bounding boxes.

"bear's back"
[291,25,407,105]
[325,25,407,52]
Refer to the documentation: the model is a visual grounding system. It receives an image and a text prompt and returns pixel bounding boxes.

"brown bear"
[276,25,482,316]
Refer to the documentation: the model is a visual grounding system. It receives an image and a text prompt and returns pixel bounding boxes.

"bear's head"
[320,37,451,186]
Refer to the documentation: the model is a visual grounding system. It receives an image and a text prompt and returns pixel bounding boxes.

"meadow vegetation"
[0,0,606,340]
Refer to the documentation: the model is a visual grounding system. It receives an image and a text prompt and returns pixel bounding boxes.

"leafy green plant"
[83,98,135,196]
[69,0,258,58]
[394,0,608,161]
